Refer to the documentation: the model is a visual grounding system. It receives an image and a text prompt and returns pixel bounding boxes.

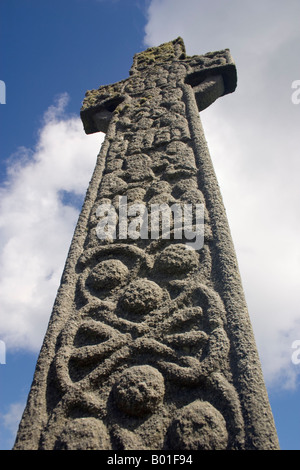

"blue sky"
[0,0,300,450]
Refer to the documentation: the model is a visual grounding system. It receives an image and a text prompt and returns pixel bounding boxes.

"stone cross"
[14,38,279,450]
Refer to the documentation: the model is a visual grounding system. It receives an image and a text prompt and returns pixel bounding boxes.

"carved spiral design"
[41,58,245,450]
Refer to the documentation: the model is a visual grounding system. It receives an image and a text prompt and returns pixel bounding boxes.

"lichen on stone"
[133,37,186,71]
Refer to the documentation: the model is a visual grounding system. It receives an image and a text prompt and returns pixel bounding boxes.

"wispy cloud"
[0,401,25,449]
[0,95,102,351]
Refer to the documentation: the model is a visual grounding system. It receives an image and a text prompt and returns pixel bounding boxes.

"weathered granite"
[13,38,279,450]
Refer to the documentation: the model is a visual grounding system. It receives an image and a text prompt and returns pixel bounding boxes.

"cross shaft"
[13,38,279,451]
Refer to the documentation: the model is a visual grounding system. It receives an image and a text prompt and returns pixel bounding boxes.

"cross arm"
[185,49,237,112]
[80,81,126,134]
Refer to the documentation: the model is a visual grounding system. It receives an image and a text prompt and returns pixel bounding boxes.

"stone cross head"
[80,37,237,135]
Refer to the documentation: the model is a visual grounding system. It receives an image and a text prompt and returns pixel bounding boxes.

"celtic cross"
[14,38,279,450]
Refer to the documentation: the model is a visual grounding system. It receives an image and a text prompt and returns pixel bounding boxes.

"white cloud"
[145,0,300,388]
[145,0,300,54]
[201,108,300,389]
[0,95,102,351]
[0,401,25,449]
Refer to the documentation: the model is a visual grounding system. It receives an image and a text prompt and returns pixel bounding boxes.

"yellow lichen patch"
[134,37,186,69]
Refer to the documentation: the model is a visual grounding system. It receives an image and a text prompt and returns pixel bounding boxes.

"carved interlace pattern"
[39,55,245,450]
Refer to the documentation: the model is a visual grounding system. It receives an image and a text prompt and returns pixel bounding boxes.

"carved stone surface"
[13,38,279,450]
